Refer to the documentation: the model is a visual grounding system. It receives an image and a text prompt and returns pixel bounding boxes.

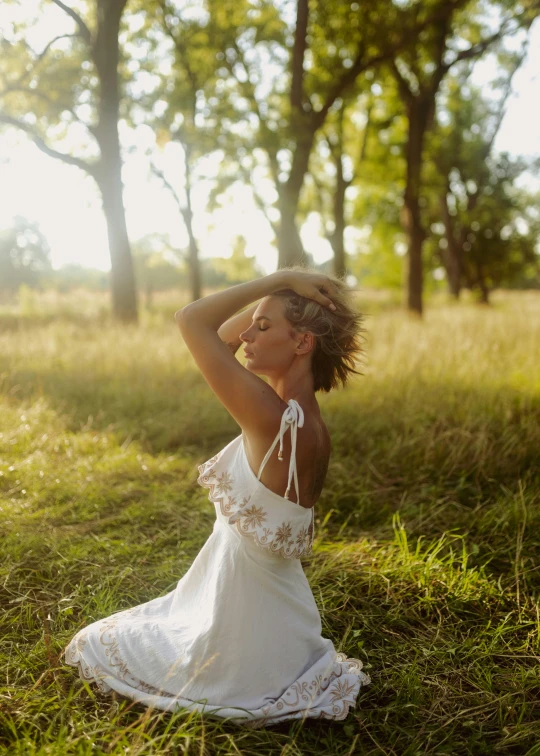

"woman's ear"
[295,331,315,356]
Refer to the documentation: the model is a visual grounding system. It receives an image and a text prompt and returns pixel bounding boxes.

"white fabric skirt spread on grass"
[64,400,370,728]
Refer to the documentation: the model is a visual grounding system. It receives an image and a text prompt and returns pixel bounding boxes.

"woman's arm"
[176,272,289,330]
[175,273,292,434]
[217,303,259,355]
[175,270,336,331]
[174,270,338,435]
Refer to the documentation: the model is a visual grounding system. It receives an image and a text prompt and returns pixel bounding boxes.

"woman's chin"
[245,360,263,375]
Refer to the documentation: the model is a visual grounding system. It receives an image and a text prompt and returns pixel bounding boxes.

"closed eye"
[259,327,269,331]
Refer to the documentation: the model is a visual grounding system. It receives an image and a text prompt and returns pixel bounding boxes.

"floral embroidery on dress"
[214,471,233,495]
[329,677,357,703]
[295,525,311,550]
[242,504,267,529]
[66,609,184,700]
[242,651,370,729]
[67,615,369,728]
[275,522,292,546]
[197,454,314,560]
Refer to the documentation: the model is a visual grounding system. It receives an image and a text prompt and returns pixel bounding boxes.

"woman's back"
[242,404,331,509]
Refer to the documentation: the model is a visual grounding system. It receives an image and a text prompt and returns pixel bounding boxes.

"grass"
[1,287,539,755]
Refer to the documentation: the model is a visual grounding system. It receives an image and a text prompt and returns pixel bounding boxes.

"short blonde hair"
[272,266,366,393]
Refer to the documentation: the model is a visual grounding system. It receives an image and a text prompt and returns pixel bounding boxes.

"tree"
[387,0,537,315]
[205,0,428,269]
[427,148,540,303]
[132,0,229,302]
[0,215,52,294]
[310,71,410,291]
[303,84,401,280]
[0,0,139,322]
[430,50,531,298]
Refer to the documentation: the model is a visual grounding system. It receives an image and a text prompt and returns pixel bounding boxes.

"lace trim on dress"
[246,651,371,729]
[64,607,191,699]
[65,610,371,728]
[197,453,314,560]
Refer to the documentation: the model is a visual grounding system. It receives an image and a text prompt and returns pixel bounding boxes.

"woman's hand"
[280,271,339,310]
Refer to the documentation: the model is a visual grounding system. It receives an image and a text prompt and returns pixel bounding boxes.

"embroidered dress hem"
[65,631,370,728]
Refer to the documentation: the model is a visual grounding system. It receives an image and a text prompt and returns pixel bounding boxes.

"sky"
[0,6,539,277]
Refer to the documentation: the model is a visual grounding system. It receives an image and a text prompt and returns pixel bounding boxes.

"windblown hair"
[273,265,367,393]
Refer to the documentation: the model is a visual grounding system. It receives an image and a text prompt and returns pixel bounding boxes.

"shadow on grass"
[2,351,537,470]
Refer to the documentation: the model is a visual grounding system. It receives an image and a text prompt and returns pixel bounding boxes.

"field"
[1,288,539,755]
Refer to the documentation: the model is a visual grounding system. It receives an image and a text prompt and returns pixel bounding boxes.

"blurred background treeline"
[1,0,539,321]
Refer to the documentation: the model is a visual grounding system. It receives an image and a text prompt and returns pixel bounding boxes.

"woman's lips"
[243,350,253,357]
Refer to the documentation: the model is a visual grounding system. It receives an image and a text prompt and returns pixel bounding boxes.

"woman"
[64,266,371,728]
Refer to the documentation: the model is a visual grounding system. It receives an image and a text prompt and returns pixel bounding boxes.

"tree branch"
[428,5,453,96]
[25,34,80,84]
[290,0,309,112]
[0,114,97,175]
[50,0,92,45]
[441,17,523,75]
[0,34,82,97]
[150,158,199,247]
[312,5,448,130]
[0,87,99,140]
[311,42,365,130]
[38,32,78,57]
[313,37,421,131]
[390,60,414,102]
[352,102,373,183]
[150,161,186,212]
[230,41,266,124]
[221,42,281,186]
[482,48,528,160]
[157,0,198,98]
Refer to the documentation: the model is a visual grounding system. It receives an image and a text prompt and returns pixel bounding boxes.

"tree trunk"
[330,151,347,280]
[182,143,202,301]
[402,100,431,315]
[403,100,430,316]
[476,264,490,304]
[93,0,138,323]
[96,163,138,323]
[277,127,313,268]
[277,198,307,269]
[405,218,424,315]
[186,222,201,302]
[276,0,311,269]
[440,190,462,298]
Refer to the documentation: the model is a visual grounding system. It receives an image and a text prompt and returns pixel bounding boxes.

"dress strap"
[256,399,305,505]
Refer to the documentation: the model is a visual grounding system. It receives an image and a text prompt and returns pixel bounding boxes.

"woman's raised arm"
[217,303,259,355]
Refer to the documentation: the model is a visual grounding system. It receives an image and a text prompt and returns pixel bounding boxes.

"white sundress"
[64,399,371,728]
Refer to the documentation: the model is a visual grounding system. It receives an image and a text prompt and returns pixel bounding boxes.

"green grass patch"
[1,289,539,754]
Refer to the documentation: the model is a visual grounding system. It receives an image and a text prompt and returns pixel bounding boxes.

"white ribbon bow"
[256,398,305,504]
[277,399,305,502]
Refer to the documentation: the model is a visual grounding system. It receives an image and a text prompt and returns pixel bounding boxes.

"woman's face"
[239,296,301,376]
